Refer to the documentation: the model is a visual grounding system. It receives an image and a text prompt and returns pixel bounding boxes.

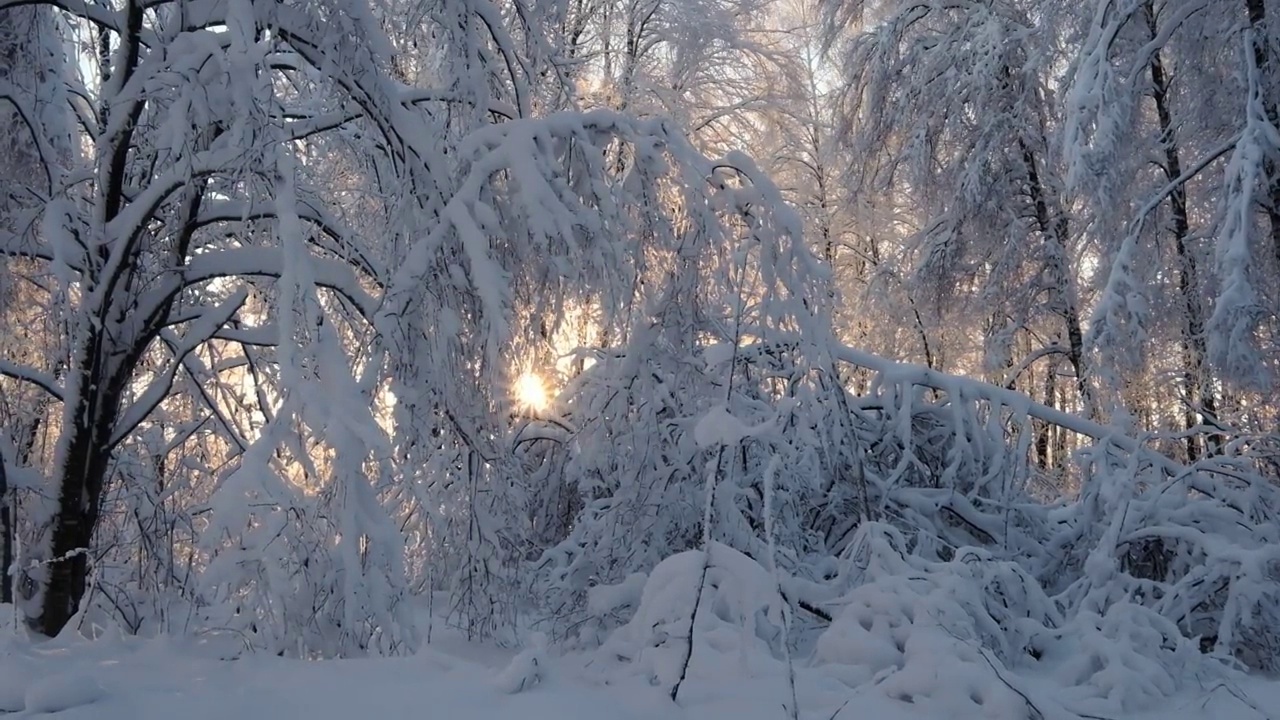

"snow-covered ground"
[2,620,1276,720]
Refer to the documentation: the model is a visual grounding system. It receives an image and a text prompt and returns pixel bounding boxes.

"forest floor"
[2,618,1278,720]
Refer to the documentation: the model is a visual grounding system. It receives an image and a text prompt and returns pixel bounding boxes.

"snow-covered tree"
[0,0,836,652]
[823,0,1097,423]
[1062,0,1280,464]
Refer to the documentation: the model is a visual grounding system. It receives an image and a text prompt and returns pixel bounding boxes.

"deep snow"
[1,617,1277,720]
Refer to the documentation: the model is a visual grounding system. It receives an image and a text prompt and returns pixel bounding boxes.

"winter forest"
[1,0,1279,717]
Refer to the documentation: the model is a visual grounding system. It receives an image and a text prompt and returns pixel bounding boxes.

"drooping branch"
[0,359,63,400]
[180,247,380,319]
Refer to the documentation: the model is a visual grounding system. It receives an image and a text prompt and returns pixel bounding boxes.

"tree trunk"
[38,0,147,637]
[38,330,121,635]
[0,458,10,605]
[1244,0,1280,264]
[1035,366,1054,470]
[1144,0,1221,459]
[1018,139,1095,419]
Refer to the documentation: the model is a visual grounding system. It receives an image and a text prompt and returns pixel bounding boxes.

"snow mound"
[815,531,1030,718]
[0,663,31,711]
[495,633,549,693]
[600,544,786,689]
[25,672,106,713]
[814,523,1212,717]
[1042,604,1202,715]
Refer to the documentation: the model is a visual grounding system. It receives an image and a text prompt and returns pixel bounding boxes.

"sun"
[514,371,550,413]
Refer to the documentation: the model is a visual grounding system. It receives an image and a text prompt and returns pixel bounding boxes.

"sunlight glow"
[514,372,550,413]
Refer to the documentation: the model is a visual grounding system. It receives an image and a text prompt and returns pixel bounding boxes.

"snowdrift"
[591,526,1260,720]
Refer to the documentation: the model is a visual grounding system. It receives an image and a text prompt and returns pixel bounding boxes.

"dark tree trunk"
[37,0,147,637]
[1018,139,1094,419]
[1035,367,1055,470]
[0,458,10,605]
[39,324,125,635]
[1244,0,1280,264]
[1143,0,1221,459]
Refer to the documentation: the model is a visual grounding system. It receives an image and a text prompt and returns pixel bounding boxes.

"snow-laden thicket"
[543,341,1280,685]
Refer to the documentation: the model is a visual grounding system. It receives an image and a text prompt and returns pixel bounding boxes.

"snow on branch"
[0,359,63,401]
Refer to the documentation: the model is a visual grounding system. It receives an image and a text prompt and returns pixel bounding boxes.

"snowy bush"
[814,523,1212,716]
[1047,440,1280,672]
[598,544,790,692]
